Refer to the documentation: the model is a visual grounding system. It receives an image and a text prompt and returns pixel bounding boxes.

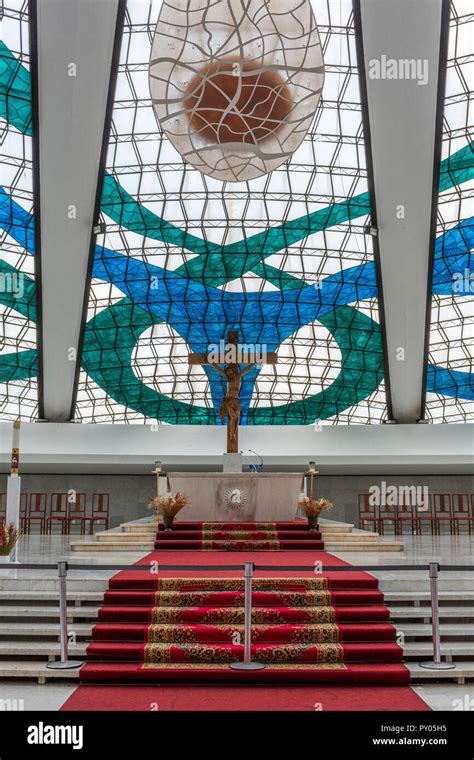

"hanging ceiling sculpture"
[425,0,473,423]
[0,0,38,421]
[74,0,388,425]
[149,0,325,181]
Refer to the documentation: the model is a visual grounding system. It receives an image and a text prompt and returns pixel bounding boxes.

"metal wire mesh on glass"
[425,0,473,423]
[0,0,38,421]
[75,0,387,425]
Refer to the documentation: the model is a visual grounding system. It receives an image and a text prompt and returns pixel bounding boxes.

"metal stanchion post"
[419,562,455,670]
[230,562,265,671]
[46,561,83,670]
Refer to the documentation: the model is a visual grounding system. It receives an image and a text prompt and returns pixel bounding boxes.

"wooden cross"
[188,331,278,453]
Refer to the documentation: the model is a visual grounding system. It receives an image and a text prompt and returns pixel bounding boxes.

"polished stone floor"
[0,533,144,581]
[338,533,474,566]
[1,530,472,580]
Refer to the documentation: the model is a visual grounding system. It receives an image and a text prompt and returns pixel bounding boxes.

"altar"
[166,472,304,522]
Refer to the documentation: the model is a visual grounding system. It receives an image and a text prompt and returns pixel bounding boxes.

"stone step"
[408,661,474,684]
[97,530,378,543]
[121,523,157,533]
[97,535,380,547]
[71,541,154,551]
[0,659,471,684]
[120,521,356,534]
[390,606,474,620]
[0,590,105,603]
[385,591,474,603]
[0,587,470,604]
[379,577,474,592]
[97,532,156,542]
[399,623,474,638]
[0,623,92,637]
[0,660,81,683]
[319,522,358,533]
[0,578,108,592]
[0,604,473,627]
[1,620,472,641]
[403,641,474,659]
[0,605,99,619]
[0,639,469,662]
[324,541,403,552]
[0,576,466,598]
[143,526,359,535]
[0,641,87,658]
[0,660,471,684]
[0,575,466,593]
[72,536,395,551]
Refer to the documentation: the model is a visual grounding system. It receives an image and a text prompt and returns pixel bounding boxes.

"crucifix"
[188,331,278,453]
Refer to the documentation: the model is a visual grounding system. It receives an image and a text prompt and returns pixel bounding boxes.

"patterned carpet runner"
[154,521,325,550]
[81,571,410,684]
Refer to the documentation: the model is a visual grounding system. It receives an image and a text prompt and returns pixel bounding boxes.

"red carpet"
[118,547,349,572]
[154,521,324,550]
[62,684,430,711]
[80,545,410,686]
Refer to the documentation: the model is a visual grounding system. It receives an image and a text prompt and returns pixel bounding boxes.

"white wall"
[0,422,472,474]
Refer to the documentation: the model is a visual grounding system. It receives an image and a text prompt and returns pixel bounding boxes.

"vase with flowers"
[299,497,333,531]
[0,523,21,562]
[148,492,188,531]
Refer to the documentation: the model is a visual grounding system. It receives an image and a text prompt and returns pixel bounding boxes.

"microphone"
[247,449,263,471]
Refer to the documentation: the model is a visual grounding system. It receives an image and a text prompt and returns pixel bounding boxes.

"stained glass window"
[75,0,388,426]
[0,0,38,421]
[424,0,473,423]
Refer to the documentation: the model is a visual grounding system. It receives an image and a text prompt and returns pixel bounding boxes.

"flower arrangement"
[299,497,333,517]
[0,523,21,556]
[148,492,188,518]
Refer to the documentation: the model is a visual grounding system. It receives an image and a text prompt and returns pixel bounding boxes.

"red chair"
[413,493,436,535]
[378,499,398,535]
[0,493,6,527]
[396,494,418,535]
[452,493,472,534]
[46,493,69,534]
[66,493,88,535]
[88,493,110,534]
[433,493,453,534]
[0,492,27,530]
[358,493,379,531]
[23,493,47,533]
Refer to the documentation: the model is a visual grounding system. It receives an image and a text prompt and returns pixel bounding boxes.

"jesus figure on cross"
[188,331,278,453]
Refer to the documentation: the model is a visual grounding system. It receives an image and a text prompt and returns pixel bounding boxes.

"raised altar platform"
[70,517,404,552]
[166,472,304,522]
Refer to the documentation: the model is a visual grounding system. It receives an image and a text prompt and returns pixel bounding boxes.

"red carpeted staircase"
[81,568,410,685]
[154,521,325,550]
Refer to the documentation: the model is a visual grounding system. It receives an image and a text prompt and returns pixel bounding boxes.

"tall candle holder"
[306,461,319,501]
[151,461,162,497]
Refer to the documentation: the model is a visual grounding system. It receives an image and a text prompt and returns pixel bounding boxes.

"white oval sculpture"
[149,0,324,182]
